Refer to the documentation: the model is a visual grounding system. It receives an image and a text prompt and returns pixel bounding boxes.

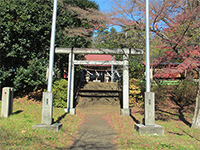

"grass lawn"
[0,96,200,149]
[104,106,200,150]
[0,97,84,149]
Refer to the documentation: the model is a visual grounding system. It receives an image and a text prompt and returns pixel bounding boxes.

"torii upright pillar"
[121,54,130,116]
[64,49,76,114]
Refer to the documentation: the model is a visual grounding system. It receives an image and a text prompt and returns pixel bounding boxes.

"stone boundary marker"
[1,87,14,118]
[32,92,62,132]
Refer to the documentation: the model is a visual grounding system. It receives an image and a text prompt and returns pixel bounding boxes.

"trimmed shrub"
[129,78,144,107]
[52,79,68,108]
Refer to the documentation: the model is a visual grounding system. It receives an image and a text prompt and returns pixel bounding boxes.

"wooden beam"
[55,48,143,55]
[74,60,124,65]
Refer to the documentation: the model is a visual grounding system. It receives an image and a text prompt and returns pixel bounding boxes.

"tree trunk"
[191,70,200,129]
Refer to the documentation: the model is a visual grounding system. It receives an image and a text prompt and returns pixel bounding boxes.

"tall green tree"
[56,0,102,48]
[55,0,104,78]
[0,0,53,91]
[0,0,103,93]
[93,27,145,80]
[93,27,119,49]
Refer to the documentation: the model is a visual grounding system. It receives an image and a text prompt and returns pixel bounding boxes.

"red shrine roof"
[85,54,115,61]
[85,54,115,66]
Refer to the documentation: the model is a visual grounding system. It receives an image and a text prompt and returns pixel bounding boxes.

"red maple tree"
[58,0,107,38]
[106,0,200,128]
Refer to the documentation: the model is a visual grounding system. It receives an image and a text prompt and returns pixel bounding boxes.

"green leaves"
[0,0,52,92]
[52,79,68,108]
[1,0,101,93]
[13,57,48,92]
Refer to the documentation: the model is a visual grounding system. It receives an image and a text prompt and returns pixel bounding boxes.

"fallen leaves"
[21,130,26,134]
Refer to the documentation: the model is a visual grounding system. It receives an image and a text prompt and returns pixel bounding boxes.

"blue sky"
[92,0,112,12]
[92,0,123,32]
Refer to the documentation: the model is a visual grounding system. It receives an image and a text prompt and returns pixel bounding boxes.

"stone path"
[70,105,120,150]
[69,113,117,150]
[69,82,121,150]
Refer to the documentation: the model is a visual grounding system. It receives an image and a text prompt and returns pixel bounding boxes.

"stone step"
[81,82,120,91]
[76,105,120,114]
[77,97,120,108]
[76,81,121,109]
[79,90,120,97]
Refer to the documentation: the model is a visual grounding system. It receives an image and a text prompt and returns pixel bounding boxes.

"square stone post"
[42,92,53,125]
[65,49,75,115]
[1,87,14,118]
[32,92,62,132]
[120,54,130,116]
[135,92,164,135]
[145,92,155,125]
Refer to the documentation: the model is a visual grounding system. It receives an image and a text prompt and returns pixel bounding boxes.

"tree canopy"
[105,0,200,128]
[0,0,103,93]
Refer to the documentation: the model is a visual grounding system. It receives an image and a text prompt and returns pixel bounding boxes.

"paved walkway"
[69,113,117,150]
[70,82,120,149]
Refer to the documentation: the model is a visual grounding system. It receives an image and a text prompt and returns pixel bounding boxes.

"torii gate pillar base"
[134,124,164,136]
[64,108,76,115]
[120,108,131,116]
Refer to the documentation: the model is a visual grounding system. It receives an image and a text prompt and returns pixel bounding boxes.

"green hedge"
[52,79,68,108]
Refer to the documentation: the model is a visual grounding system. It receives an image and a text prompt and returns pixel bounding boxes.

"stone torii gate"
[55,48,143,116]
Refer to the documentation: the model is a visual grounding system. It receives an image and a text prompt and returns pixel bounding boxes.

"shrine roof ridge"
[55,48,143,55]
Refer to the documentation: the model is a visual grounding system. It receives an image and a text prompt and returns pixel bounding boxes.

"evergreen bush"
[129,78,144,107]
[52,79,68,108]
[13,57,48,93]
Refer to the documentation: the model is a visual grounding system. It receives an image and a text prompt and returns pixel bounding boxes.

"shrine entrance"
[55,48,143,116]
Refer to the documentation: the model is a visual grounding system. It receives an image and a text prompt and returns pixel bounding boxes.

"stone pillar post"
[65,49,75,115]
[121,54,130,116]
[145,92,155,125]
[32,91,62,132]
[1,87,14,118]
[135,92,164,135]
[42,92,53,125]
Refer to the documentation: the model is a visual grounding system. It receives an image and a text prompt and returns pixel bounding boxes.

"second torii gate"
[55,48,143,116]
